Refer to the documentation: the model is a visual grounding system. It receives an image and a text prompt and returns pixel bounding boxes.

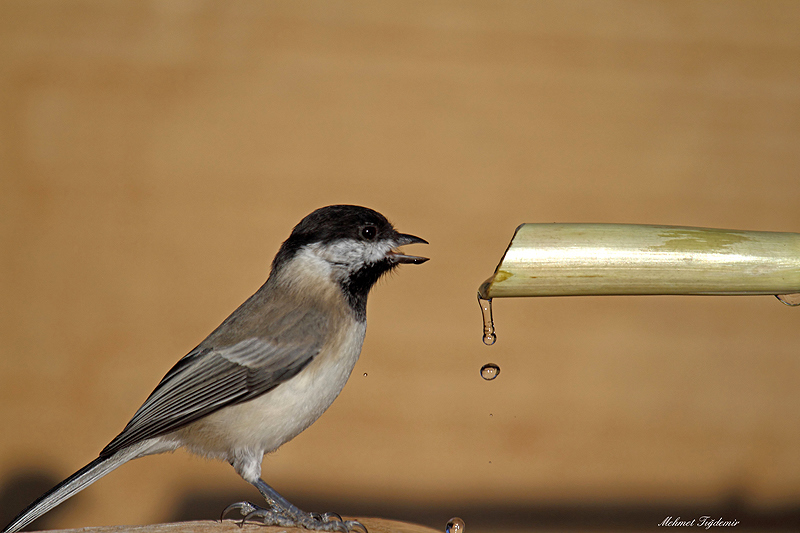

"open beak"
[388,233,429,264]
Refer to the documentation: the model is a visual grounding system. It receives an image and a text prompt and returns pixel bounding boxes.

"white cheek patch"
[287,247,335,282]
[308,239,394,279]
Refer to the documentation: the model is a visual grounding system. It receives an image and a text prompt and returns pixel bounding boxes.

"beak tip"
[399,233,428,246]
[390,253,429,265]
[392,232,428,264]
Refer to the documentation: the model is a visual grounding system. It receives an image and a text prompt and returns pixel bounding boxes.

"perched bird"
[4,205,428,533]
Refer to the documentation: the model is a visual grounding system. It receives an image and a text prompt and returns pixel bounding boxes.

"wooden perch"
[27,518,439,533]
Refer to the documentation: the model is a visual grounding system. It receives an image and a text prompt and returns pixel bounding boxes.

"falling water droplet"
[776,293,800,306]
[445,517,465,533]
[480,363,500,381]
[477,289,496,345]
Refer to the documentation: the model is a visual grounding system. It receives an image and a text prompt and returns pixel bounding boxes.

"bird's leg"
[220,478,367,533]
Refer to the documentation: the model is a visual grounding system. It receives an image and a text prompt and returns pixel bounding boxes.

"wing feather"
[100,306,325,457]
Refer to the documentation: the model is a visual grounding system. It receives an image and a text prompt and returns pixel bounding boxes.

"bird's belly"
[176,321,366,459]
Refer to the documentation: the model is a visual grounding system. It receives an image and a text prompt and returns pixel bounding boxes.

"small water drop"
[776,293,800,306]
[477,291,496,345]
[480,363,500,381]
[363,373,368,377]
[445,517,465,533]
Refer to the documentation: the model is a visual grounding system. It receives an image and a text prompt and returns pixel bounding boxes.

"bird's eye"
[360,225,377,240]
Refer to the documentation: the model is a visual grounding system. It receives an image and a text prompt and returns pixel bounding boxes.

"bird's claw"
[221,501,258,522]
[341,520,368,533]
[220,500,367,532]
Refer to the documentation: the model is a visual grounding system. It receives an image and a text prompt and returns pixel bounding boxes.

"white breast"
[174,319,367,462]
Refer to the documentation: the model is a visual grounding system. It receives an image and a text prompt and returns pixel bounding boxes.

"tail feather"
[3,447,138,533]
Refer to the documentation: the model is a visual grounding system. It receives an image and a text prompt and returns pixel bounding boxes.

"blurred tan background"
[1,1,799,532]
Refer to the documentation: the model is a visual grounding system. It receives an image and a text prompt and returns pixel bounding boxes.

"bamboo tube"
[478,224,800,300]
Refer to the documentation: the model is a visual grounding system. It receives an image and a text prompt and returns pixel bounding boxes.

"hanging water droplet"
[445,517,465,533]
[480,363,500,381]
[477,291,496,345]
[776,293,800,306]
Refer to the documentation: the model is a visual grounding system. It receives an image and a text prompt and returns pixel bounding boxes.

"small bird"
[4,205,428,533]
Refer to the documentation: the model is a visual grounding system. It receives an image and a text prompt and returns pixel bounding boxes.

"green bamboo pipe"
[478,224,800,300]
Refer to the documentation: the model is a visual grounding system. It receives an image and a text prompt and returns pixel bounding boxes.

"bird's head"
[270,205,428,316]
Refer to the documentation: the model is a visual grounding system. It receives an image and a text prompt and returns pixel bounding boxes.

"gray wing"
[100,310,324,458]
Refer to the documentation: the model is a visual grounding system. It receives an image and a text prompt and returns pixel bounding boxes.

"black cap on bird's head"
[271,205,428,316]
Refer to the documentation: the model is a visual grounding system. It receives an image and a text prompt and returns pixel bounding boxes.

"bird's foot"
[221,501,367,533]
